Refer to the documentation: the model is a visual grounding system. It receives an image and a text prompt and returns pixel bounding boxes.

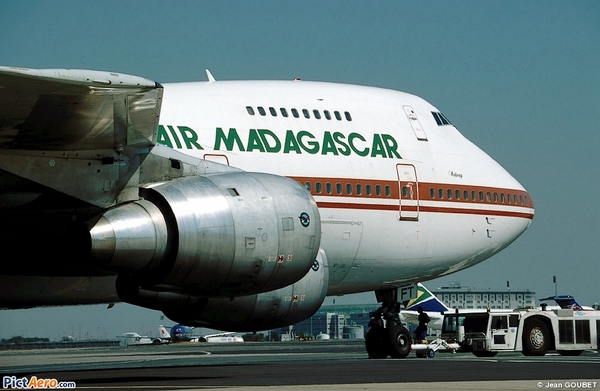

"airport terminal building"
[433,283,536,310]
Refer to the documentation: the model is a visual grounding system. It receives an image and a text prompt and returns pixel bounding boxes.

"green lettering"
[156,125,173,148]
[178,126,203,150]
[214,127,245,151]
[348,133,369,157]
[258,129,281,153]
[283,130,302,154]
[381,134,401,159]
[168,125,183,148]
[370,134,387,158]
[297,131,319,154]
[247,129,266,152]
[321,131,338,155]
[333,132,351,156]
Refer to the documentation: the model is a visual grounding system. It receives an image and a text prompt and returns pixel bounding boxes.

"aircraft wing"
[0,66,163,207]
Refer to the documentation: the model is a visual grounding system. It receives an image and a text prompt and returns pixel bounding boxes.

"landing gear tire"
[365,325,389,359]
[522,318,549,356]
[388,325,411,359]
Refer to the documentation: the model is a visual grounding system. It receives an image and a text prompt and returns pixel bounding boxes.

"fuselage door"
[397,163,419,221]
[403,106,428,141]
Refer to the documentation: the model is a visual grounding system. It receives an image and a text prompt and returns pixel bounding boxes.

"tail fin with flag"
[405,283,451,313]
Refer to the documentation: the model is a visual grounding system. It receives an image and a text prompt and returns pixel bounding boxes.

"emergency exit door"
[397,163,419,221]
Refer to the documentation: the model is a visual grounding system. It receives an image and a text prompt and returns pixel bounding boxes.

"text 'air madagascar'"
[157,126,402,159]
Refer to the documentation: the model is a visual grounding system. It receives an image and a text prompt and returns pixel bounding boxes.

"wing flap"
[0,66,162,150]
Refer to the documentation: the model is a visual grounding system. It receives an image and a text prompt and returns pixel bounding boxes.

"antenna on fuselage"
[205,69,216,82]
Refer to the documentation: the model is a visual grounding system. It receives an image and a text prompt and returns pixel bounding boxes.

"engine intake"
[89,172,321,297]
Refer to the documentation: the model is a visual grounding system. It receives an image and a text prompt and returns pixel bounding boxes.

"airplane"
[118,331,166,346]
[0,66,535,359]
[540,295,596,311]
[198,332,244,343]
[161,324,244,343]
[399,283,506,334]
[400,283,451,330]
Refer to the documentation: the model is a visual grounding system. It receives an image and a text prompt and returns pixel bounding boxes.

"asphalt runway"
[1,340,598,391]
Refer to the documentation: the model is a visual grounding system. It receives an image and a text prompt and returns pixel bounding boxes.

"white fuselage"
[157,79,534,296]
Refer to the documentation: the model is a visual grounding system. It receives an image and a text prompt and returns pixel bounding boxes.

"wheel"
[426,349,435,358]
[473,351,498,357]
[388,325,411,359]
[558,350,583,356]
[522,318,550,356]
[365,325,389,359]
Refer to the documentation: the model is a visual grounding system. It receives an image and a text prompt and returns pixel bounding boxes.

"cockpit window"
[432,111,452,126]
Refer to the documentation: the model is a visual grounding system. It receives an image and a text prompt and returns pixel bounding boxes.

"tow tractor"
[440,306,600,357]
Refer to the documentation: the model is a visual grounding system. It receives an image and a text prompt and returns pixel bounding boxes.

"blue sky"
[0,0,598,340]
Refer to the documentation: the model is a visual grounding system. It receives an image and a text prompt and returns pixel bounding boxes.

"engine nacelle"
[89,172,321,297]
[162,249,329,332]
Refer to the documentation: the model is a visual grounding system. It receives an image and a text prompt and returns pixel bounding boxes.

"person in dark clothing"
[414,306,430,342]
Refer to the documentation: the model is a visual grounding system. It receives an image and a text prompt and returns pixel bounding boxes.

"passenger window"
[258,106,266,116]
[402,186,408,198]
[324,110,332,120]
[375,185,382,196]
[493,192,498,203]
[447,189,453,199]
[525,196,529,206]
[326,182,332,194]
[486,192,491,202]
[344,111,352,121]
[280,108,288,117]
[385,185,391,197]
[430,188,435,199]
[463,190,469,200]
[304,181,311,192]
[269,107,277,116]
[471,190,476,201]
[346,183,352,195]
[455,190,461,200]
[366,184,372,196]
[336,183,342,195]
[478,191,484,201]
[438,188,444,199]
[519,195,524,205]
[334,111,342,121]
[291,108,299,118]
[313,110,321,119]
[315,182,321,194]
[302,109,310,119]
[356,184,362,196]
[246,106,255,115]
[500,193,505,204]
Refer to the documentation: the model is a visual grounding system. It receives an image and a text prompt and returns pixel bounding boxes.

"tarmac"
[1,340,598,391]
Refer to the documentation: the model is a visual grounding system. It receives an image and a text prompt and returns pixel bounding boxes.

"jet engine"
[161,249,329,332]
[88,172,321,298]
